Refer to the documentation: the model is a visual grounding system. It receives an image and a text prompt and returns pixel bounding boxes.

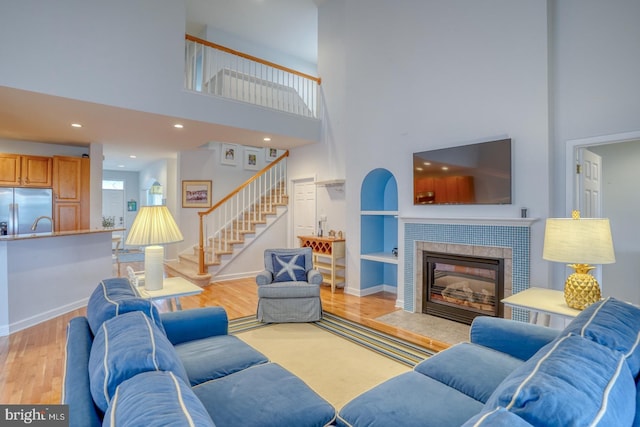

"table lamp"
[125,205,184,291]
[543,210,615,309]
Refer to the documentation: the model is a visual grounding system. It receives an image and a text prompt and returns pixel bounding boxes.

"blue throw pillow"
[562,296,640,377]
[271,253,307,282]
[87,278,165,336]
[88,311,189,413]
[485,334,635,426]
[103,371,215,427]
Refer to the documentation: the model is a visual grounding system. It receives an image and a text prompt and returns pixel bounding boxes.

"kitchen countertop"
[0,228,125,241]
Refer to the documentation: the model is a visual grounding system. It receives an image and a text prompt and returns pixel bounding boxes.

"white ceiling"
[0,0,318,171]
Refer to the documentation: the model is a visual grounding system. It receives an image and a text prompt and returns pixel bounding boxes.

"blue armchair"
[256,247,323,323]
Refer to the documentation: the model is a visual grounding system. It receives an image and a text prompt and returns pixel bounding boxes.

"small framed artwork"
[127,200,137,212]
[221,143,239,166]
[182,180,212,208]
[265,147,279,162]
[244,148,260,170]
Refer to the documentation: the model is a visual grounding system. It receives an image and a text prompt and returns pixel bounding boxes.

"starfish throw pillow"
[272,253,307,282]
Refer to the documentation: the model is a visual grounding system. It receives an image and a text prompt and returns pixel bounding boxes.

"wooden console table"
[298,235,346,293]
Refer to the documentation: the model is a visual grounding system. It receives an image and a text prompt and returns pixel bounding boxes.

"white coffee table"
[502,287,581,325]
[136,276,203,310]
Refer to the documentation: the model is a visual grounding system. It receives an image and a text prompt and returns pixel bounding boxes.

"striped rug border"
[229,312,434,367]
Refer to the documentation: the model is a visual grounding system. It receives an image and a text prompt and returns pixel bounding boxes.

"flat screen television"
[413,138,512,205]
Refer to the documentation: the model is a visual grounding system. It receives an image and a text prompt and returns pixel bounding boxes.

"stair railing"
[197,151,289,275]
[185,34,321,118]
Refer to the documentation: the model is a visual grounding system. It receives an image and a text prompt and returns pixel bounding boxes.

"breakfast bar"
[0,229,119,336]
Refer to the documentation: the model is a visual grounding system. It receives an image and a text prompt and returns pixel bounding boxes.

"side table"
[502,287,581,326]
[136,276,203,311]
[298,235,346,293]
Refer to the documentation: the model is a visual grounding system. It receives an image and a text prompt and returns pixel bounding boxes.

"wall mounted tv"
[413,138,512,205]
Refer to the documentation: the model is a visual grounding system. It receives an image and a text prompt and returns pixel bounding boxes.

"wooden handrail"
[186,34,321,85]
[198,150,289,218]
[196,150,289,274]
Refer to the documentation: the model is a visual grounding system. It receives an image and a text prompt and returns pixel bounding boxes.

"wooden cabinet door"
[53,156,82,202]
[21,156,52,187]
[55,203,81,232]
[0,154,21,186]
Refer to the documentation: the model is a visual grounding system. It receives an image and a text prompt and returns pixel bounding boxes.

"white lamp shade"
[125,206,183,291]
[126,206,183,246]
[543,217,615,264]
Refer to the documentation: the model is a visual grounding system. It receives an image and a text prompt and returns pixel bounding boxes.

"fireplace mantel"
[401,217,538,227]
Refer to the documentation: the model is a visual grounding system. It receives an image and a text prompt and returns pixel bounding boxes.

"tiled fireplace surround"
[403,220,532,322]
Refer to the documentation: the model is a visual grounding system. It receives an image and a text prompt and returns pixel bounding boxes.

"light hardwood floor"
[0,260,451,405]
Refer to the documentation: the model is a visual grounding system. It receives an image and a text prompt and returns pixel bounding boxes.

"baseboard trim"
[4,298,88,336]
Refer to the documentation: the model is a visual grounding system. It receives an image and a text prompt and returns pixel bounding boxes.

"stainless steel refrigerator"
[0,188,53,235]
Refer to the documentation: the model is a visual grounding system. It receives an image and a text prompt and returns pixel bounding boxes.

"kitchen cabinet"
[53,156,90,231]
[0,154,52,187]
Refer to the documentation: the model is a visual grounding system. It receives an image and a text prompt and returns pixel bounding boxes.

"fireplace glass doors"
[423,252,504,324]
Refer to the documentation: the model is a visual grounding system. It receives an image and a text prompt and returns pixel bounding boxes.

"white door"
[291,178,316,246]
[577,148,602,218]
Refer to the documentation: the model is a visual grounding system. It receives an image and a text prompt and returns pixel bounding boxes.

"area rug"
[230,313,433,409]
[375,310,470,346]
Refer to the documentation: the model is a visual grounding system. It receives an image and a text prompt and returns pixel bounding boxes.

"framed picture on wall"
[221,143,239,166]
[265,147,279,162]
[244,148,260,170]
[182,180,212,208]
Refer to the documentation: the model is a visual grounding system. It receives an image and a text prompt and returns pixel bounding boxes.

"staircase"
[165,152,289,286]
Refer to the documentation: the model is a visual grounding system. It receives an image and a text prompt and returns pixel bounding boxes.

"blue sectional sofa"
[63,278,336,427]
[337,297,640,426]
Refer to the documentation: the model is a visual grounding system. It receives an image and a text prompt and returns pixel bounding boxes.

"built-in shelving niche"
[360,168,398,291]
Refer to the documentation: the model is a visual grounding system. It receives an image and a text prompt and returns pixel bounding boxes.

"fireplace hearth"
[422,252,504,324]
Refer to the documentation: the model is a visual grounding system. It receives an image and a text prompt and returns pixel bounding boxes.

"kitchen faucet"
[31,216,54,233]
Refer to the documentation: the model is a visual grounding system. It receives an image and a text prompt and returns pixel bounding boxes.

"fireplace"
[422,252,504,324]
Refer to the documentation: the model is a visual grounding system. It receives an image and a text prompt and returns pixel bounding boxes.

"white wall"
[312,0,551,294]
[0,139,88,157]
[550,0,640,297]
[0,0,320,145]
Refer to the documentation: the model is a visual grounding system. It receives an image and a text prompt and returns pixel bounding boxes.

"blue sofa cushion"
[485,334,635,427]
[103,371,215,427]
[174,334,268,386]
[337,371,484,427]
[414,342,523,403]
[193,363,336,427]
[271,253,307,282]
[88,311,189,412]
[462,407,532,426]
[86,278,164,336]
[562,296,640,376]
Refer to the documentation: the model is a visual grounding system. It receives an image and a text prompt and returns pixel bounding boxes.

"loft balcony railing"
[185,34,321,119]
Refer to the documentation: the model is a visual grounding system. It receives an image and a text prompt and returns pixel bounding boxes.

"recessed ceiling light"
[129,155,137,159]
[441,166,449,171]
[174,124,184,129]
[71,123,82,128]
[263,137,271,142]
[423,162,431,166]
[118,164,125,168]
